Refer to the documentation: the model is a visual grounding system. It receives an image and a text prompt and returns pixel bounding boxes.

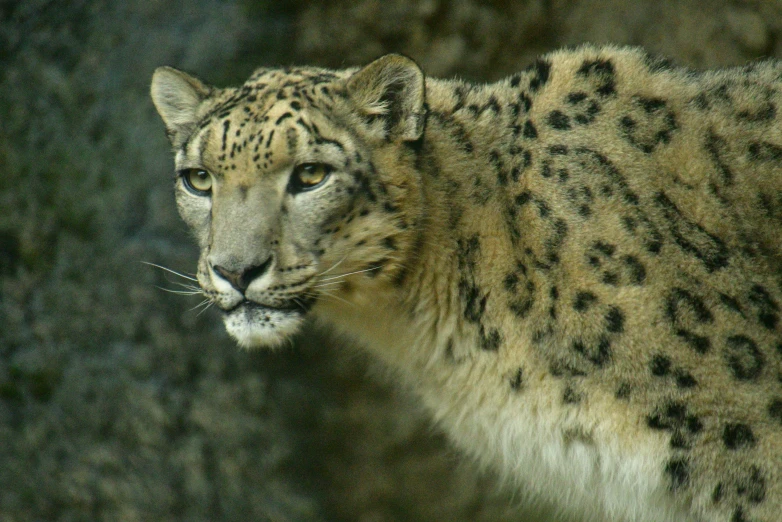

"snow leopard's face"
[151,56,426,346]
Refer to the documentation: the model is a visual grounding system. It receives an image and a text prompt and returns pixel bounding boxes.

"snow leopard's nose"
[212,257,272,293]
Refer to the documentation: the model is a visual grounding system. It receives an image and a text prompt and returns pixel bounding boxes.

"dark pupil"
[303,166,317,182]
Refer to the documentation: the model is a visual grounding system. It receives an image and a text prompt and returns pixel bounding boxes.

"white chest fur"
[421,360,696,522]
[323,298,697,522]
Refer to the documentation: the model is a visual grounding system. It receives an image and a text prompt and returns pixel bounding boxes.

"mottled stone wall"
[1,1,779,520]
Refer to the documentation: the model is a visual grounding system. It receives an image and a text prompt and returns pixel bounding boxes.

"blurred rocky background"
[1,1,780,521]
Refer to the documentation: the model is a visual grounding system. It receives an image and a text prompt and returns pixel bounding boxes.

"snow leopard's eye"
[289,163,332,193]
[180,169,213,195]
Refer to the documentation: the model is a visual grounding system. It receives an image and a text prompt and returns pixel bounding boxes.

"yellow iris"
[183,169,212,193]
[294,163,330,188]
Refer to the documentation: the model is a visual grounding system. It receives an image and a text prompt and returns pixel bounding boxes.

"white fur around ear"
[150,67,212,145]
[346,54,426,142]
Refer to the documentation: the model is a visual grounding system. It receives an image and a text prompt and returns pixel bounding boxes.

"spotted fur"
[151,45,782,522]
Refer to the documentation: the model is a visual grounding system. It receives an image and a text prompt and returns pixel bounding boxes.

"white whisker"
[316,265,381,282]
[317,289,354,307]
[142,261,198,282]
[312,280,345,288]
[188,299,213,313]
[196,301,214,317]
[317,255,348,277]
[155,286,203,296]
[172,281,203,291]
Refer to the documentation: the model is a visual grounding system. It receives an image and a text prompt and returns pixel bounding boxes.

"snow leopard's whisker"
[155,286,203,296]
[312,280,346,289]
[189,298,213,314]
[303,287,354,307]
[172,281,203,292]
[142,261,198,282]
[317,255,348,277]
[195,301,214,317]
[292,296,313,312]
[316,289,355,307]
[315,265,381,282]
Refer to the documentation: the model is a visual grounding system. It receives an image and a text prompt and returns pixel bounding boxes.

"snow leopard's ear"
[346,54,426,142]
[150,67,212,147]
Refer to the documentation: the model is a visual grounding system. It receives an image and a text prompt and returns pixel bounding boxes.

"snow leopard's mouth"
[223,297,314,315]
[220,298,315,348]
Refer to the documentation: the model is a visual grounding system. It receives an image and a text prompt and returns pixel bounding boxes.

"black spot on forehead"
[207,70,342,128]
[246,66,341,86]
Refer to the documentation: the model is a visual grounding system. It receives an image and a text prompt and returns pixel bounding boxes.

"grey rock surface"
[1,1,779,520]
